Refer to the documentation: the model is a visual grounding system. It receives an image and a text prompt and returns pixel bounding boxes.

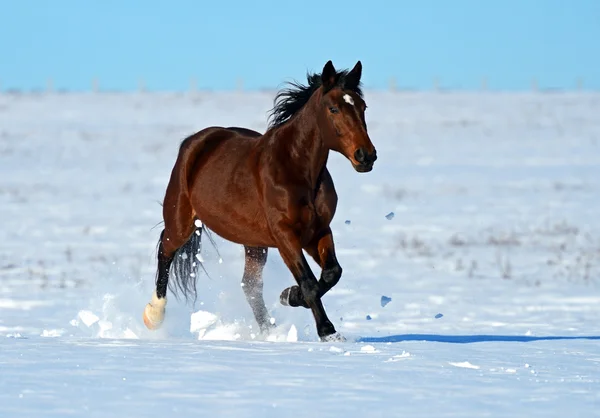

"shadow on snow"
[356,334,600,344]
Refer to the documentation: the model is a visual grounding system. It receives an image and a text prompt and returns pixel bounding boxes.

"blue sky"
[1,0,598,91]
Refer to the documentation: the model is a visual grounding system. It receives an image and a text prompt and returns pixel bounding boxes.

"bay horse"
[142,60,377,342]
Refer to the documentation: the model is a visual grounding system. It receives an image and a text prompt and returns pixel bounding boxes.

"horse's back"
[178,126,260,157]
[225,126,262,138]
[176,125,337,247]
[183,126,273,246]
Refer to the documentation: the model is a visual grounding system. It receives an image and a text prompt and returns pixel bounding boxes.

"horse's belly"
[197,207,274,247]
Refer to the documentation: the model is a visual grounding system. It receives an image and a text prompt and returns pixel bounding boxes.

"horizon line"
[0,86,598,95]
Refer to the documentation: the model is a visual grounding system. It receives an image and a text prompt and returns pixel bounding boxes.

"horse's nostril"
[354,148,366,163]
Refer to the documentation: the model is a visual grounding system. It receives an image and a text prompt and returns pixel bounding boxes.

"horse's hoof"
[257,316,277,335]
[259,324,277,338]
[279,286,309,309]
[279,287,292,306]
[143,292,166,330]
[320,332,346,343]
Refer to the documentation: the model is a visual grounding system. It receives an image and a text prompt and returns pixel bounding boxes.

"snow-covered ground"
[1,90,599,417]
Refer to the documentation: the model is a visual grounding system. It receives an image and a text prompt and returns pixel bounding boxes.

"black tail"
[168,222,206,304]
[155,219,222,304]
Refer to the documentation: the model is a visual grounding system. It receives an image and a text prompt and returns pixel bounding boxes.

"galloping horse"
[142,60,377,341]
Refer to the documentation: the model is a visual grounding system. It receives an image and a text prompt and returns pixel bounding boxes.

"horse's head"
[318,60,377,173]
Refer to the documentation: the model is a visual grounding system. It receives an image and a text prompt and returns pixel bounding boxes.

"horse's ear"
[345,60,362,90]
[321,60,337,89]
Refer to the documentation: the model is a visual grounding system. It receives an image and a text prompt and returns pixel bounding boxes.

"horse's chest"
[296,200,319,242]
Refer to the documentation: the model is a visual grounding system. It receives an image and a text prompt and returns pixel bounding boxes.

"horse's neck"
[277,99,329,190]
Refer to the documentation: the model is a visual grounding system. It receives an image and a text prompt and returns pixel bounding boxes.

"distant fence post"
[46,78,54,93]
[481,77,488,91]
[92,77,99,93]
[531,77,538,92]
[190,77,197,93]
[433,77,440,91]
[576,77,584,91]
[388,76,397,92]
[236,77,244,92]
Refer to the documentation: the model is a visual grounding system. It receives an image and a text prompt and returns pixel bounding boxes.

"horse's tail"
[166,220,204,303]
[159,128,224,303]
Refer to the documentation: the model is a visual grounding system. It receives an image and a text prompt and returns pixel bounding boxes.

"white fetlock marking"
[143,291,166,329]
[150,291,167,309]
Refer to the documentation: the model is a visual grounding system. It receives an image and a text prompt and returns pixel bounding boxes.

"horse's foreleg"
[306,228,342,298]
[275,226,342,341]
[280,227,342,305]
[241,246,274,334]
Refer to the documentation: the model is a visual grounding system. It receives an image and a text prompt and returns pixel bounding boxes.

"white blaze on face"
[343,94,354,106]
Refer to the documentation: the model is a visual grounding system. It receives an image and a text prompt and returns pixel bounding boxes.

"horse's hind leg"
[143,229,173,330]
[143,188,195,330]
[242,246,273,334]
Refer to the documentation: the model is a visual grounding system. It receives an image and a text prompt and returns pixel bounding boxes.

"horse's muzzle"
[353,148,377,172]
[353,162,374,172]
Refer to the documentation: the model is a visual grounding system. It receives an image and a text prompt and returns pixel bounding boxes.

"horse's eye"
[329,106,339,114]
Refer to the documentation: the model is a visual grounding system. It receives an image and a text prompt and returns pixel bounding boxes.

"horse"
[142,60,377,342]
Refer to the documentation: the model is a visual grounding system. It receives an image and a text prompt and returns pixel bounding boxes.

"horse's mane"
[267,67,363,129]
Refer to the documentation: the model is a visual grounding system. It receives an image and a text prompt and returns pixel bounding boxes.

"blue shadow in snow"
[357,334,600,344]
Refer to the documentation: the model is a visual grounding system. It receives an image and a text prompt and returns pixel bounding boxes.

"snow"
[1,90,600,416]
[448,361,480,369]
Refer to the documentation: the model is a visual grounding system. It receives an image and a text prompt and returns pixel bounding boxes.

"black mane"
[267,67,363,129]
